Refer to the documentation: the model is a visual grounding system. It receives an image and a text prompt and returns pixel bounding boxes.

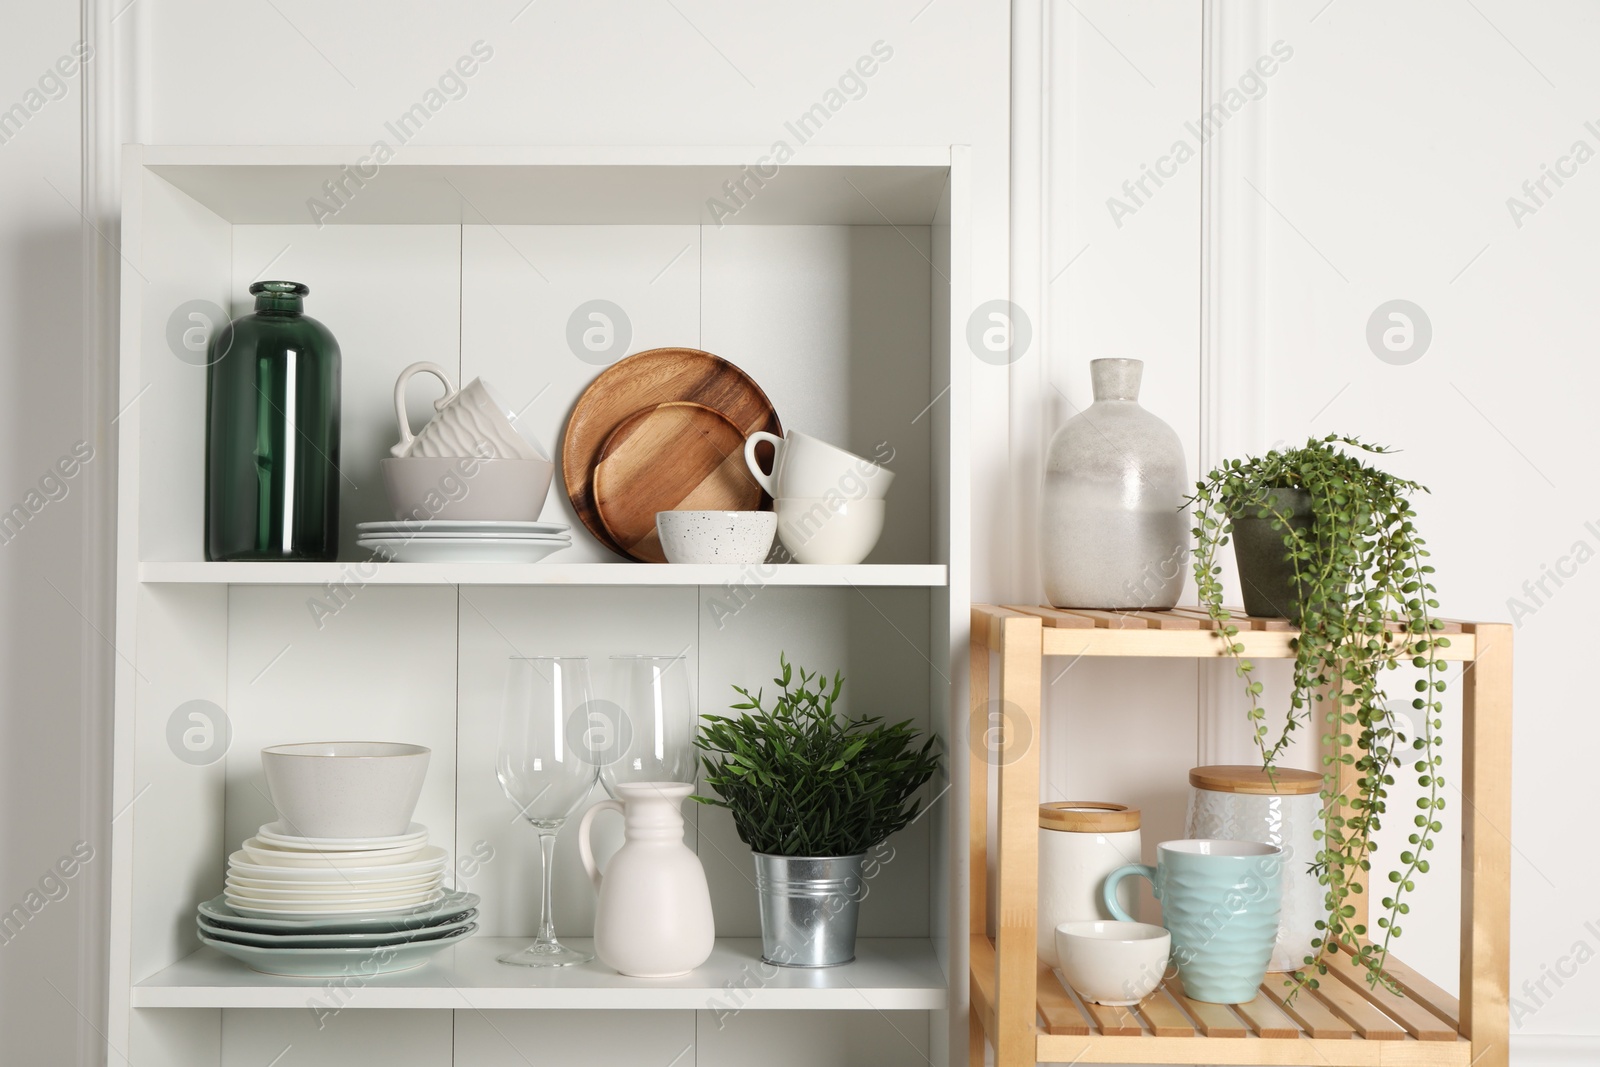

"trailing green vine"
[1188,434,1449,996]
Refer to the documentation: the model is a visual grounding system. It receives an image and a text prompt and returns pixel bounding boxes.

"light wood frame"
[967,604,1511,1067]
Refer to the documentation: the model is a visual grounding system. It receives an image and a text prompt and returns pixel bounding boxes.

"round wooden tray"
[562,348,781,557]
[592,402,762,563]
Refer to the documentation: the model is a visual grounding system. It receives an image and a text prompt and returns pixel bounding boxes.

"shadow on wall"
[0,224,96,1059]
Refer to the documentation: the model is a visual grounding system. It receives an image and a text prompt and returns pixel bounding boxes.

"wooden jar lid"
[1038,801,1140,833]
[1189,765,1323,796]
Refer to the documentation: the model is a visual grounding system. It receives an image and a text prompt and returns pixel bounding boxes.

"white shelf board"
[137,562,947,587]
[134,145,952,226]
[131,937,946,1010]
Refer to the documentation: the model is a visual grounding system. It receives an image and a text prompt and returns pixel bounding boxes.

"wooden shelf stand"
[967,604,1512,1067]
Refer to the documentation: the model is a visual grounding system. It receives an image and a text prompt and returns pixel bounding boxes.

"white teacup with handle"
[742,430,894,501]
[390,361,545,461]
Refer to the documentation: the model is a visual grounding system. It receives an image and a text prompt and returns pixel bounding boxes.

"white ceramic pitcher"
[577,782,714,978]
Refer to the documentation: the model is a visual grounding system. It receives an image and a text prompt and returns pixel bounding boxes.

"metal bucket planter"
[752,853,866,967]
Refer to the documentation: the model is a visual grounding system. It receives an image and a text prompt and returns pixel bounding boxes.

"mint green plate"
[197,923,475,976]
[197,910,476,948]
[197,890,478,934]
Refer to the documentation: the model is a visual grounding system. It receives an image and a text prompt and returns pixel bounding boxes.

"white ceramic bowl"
[655,510,777,565]
[1055,920,1172,1006]
[261,742,431,840]
[774,498,886,565]
[381,456,554,522]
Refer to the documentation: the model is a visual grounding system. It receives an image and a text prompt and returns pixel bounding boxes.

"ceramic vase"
[577,782,714,978]
[1040,359,1187,609]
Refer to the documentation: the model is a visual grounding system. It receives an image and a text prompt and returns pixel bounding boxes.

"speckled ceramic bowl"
[655,511,777,565]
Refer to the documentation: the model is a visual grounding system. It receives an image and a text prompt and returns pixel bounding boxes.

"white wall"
[1251,0,1600,1051]
[0,1,104,1065]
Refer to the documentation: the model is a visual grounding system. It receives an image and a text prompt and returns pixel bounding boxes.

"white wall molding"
[1195,0,1272,767]
[81,0,134,1058]
[1008,0,1045,605]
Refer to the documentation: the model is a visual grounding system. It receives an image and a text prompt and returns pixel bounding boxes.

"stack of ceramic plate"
[198,821,477,975]
[356,519,572,563]
[196,890,479,976]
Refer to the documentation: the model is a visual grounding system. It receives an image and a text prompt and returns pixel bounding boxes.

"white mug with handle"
[390,361,544,461]
[742,430,894,501]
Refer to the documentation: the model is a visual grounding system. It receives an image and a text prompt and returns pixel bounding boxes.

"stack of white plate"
[201,821,476,975]
[224,821,446,916]
[356,520,572,563]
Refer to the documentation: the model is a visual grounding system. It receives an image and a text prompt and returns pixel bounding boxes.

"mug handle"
[577,798,625,892]
[390,361,459,458]
[743,431,784,496]
[1102,863,1157,922]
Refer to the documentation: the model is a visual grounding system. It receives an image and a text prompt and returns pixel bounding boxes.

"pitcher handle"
[742,431,784,496]
[577,798,625,891]
[390,361,458,458]
[1102,863,1157,923]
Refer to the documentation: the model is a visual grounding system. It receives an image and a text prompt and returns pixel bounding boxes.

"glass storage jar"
[1185,765,1327,972]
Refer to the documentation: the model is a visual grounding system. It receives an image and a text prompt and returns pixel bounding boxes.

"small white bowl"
[1055,920,1171,1006]
[381,456,554,522]
[261,742,430,840]
[774,497,886,565]
[656,510,777,565]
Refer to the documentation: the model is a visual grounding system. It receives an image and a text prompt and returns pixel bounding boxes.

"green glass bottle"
[205,281,341,561]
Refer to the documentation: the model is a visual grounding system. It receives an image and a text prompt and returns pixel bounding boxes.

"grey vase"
[1041,359,1188,609]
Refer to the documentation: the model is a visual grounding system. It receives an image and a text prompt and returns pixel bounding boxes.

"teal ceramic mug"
[1102,839,1283,1004]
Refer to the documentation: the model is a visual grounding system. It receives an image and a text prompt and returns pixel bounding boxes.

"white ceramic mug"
[390,361,542,461]
[774,497,885,565]
[743,430,894,501]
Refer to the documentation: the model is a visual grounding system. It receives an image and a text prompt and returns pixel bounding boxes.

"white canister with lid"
[1185,765,1328,973]
[1038,802,1143,967]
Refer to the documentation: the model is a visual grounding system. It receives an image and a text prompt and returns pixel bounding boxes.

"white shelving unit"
[110,145,971,1067]
[139,562,949,587]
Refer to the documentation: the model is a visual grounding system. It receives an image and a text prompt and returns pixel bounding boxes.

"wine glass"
[496,655,599,967]
[601,655,697,799]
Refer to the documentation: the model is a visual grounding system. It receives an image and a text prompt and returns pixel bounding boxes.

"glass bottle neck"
[253,293,304,314]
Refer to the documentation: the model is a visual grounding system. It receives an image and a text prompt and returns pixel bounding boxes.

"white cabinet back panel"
[455,584,697,936]
[453,1010,693,1067]
[221,1008,451,1067]
[701,225,933,564]
[459,224,703,562]
[221,586,460,865]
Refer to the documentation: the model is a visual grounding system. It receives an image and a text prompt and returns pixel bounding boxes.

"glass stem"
[537,827,559,943]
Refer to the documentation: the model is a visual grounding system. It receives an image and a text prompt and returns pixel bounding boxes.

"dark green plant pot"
[1230,487,1313,621]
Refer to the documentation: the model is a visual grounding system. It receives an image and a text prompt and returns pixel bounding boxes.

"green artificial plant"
[693,655,942,857]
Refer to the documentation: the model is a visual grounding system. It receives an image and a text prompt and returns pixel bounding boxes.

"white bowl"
[381,456,554,522]
[260,743,431,840]
[774,498,886,565]
[1055,920,1171,1006]
[655,510,777,565]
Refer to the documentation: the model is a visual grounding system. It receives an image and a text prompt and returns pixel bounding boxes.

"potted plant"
[693,654,941,967]
[1189,434,1451,996]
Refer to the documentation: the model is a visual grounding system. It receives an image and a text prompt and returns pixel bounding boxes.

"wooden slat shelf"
[975,944,1473,1064]
[967,605,1512,1067]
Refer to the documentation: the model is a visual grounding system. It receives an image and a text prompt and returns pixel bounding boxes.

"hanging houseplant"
[1188,434,1450,996]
